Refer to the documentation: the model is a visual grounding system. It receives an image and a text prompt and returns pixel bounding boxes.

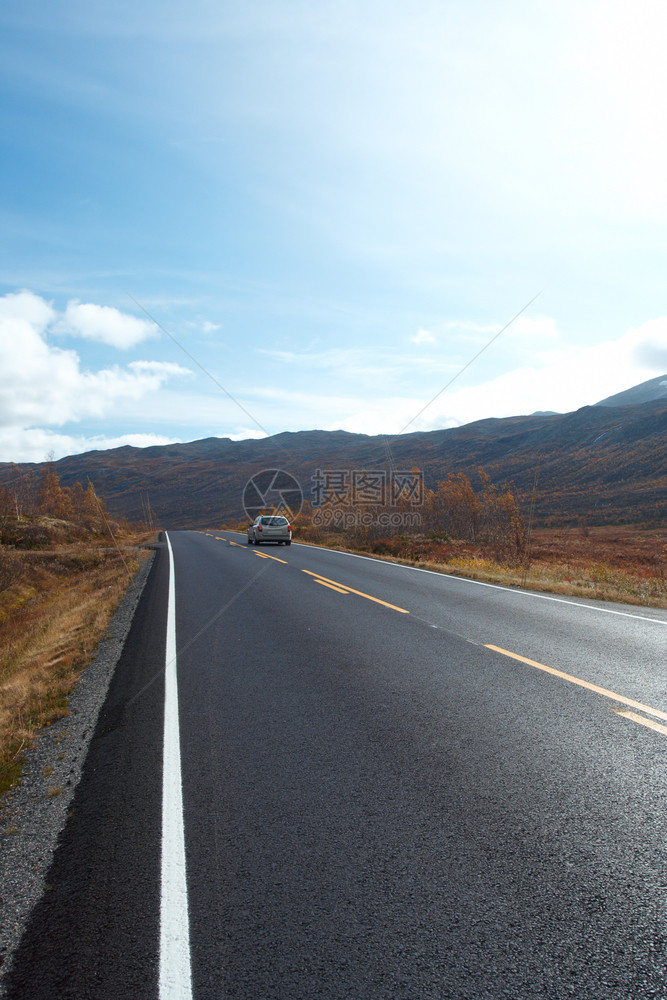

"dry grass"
[0,529,154,796]
[294,524,667,609]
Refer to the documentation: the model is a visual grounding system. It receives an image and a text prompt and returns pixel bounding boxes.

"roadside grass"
[0,528,154,799]
[287,524,667,609]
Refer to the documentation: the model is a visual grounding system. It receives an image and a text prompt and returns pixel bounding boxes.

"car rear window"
[260,516,288,525]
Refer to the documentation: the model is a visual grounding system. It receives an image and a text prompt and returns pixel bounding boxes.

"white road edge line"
[301,544,667,626]
[160,533,193,1000]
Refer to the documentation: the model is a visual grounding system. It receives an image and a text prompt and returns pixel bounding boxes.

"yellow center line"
[315,580,350,595]
[614,710,667,737]
[485,644,667,724]
[253,551,288,564]
[302,570,409,613]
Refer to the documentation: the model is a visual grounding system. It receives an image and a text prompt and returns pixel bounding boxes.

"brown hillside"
[1,399,665,528]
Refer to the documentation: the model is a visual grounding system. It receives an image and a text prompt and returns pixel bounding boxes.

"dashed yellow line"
[486,644,667,736]
[211,537,405,610]
[315,580,350,595]
[614,710,667,737]
[253,551,288,564]
[302,570,409,613]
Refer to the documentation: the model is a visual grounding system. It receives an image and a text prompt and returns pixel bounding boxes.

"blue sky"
[1,0,667,461]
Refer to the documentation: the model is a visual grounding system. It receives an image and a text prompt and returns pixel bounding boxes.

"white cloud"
[330,399,459,438]
[184,318,222,335]
[0,290,190,461]
[628,317,667,370]
[3,288,665,462]
[240,315,667,437]
[505,315,560,347]
[61,300,156,348]
[396,316,667,431]
[0,288,55,330]
[250,385,358,412]
[257,345,457,383]
[0,428,180,464]
[226,427,268,441]
[128,360,190,379]
[266,316,667,437]
[411,328,436,345]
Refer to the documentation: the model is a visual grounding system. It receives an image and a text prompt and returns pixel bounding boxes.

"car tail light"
[257,524,262,531]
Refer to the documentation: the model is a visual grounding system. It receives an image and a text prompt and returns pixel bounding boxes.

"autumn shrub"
[0,465,154,797]
[424,472,481,541]
[1,525,52,549]
[1,465,113,536]
[422,468,527,563]
[0,550,24,594]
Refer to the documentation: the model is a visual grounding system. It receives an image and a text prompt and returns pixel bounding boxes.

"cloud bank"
[60,300,157,349]
[0,290,189,461]
[1,288,665,463]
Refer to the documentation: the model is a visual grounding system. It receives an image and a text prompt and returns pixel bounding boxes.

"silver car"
[247,515,292,545]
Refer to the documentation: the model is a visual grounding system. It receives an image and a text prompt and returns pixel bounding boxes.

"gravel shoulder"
[0,549,156,992]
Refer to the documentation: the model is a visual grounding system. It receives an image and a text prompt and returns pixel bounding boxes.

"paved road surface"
[5,530,667,998]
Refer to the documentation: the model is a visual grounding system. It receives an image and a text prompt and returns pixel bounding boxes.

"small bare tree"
[0,482,12,533]
[9,464,37,521]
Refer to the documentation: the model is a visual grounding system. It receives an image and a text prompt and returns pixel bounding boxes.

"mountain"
[2,393,665,529]
[596,374,667,408]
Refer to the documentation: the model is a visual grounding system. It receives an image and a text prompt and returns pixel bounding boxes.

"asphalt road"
[5,530,667,999]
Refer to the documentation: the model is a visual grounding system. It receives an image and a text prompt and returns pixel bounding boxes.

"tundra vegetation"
[279,468,666,609]
[2,463,664,803]
[0,466,152,799]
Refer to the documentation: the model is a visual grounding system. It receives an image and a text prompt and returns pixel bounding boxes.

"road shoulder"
[0,548,156,993]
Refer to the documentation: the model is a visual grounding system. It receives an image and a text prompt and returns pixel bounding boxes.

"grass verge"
[0,526,154,798]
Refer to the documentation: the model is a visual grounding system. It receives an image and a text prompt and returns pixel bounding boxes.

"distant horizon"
[2,370,665,467]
